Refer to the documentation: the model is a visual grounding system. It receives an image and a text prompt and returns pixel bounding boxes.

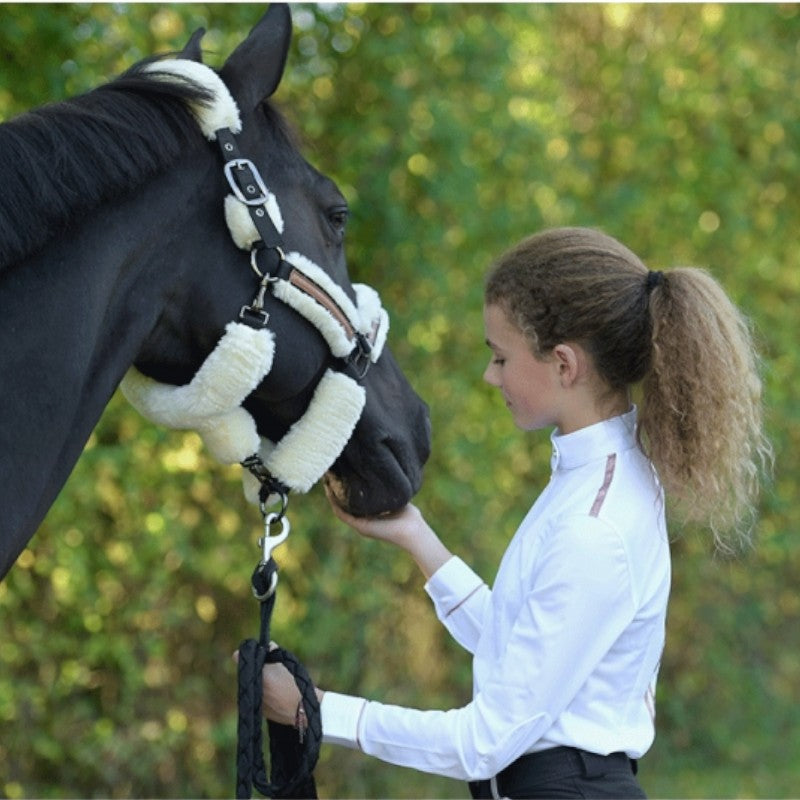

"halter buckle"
[224,158,270,207]
[346,332,373,379]
[239,305,269,329]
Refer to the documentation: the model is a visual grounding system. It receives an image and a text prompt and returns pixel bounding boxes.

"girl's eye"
[492,357,505,366]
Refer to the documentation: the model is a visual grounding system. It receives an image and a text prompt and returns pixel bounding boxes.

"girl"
[256,227,771,798]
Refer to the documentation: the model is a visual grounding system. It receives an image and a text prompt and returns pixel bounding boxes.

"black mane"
[0,59,215,268]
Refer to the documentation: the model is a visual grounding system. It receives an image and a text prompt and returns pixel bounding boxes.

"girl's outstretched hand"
[325,485,452,579]
[325,486,427,548]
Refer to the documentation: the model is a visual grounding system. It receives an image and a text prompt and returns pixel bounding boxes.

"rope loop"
[236,640,321,799]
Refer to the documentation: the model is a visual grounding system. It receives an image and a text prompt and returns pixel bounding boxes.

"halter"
[118,58,390,799]
[120,59,389,504]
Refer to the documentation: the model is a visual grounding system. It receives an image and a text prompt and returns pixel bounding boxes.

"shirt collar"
[550,406,638,472]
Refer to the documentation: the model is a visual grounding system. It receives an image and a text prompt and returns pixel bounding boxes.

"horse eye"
[328,207,348,234]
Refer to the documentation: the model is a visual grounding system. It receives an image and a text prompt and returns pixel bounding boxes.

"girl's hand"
[325,486,453,579]
[325,485,428,549]
[261,659,301,727]
[233,647,317,727]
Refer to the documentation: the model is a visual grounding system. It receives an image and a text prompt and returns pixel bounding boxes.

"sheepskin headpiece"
[143,59,241,139]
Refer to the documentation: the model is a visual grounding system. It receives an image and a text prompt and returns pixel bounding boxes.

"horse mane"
[0,58,216,268]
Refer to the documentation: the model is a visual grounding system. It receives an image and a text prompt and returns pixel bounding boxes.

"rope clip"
[252,513,290,601]
[258,512,290,567]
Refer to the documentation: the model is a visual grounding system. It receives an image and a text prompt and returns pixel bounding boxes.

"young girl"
[256,227,771,798]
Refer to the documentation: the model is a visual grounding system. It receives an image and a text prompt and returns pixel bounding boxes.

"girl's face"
[483,303,562,431]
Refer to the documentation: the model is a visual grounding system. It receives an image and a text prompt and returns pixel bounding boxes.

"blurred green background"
[1,3,798,798]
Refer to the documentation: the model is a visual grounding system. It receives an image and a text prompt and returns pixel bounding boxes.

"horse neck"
[0,163,215,577]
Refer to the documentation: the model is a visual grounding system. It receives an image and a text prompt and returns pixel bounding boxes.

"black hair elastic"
[645,270,664,294]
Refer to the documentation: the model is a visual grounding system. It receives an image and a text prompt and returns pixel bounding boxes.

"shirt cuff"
[424,555,484,615]
[320,691,367,750]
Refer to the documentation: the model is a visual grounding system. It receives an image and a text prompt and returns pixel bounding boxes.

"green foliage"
[1,3,799,797]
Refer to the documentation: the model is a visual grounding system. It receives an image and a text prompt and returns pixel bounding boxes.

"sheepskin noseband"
[120,322,275,465]
[120,59,389,499]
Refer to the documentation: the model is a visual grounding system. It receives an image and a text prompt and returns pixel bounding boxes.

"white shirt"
[321,408,671,781]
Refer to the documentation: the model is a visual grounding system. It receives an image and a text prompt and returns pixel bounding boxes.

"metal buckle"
[238,305,269,328]
[350,332,374,379]
[224,158,270,206]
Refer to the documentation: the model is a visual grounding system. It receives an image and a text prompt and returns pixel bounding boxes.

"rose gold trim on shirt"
[589,453,617,517]
[645,685,656,724]
[355,698,368,751]
[445,583,484,619]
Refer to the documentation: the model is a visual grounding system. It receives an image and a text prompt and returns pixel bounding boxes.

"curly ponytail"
[485,227,771,550]
[642,267,772,549]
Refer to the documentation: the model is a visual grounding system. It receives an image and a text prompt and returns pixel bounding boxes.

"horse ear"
[220,3,292,110]
[180,28,206,62]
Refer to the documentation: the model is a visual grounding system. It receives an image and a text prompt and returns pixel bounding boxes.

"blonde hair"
[485,227,772,550]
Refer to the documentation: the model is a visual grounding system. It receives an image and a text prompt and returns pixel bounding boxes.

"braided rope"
[236,640,271,798]
[265,647,322,798]
[236,561,321,799]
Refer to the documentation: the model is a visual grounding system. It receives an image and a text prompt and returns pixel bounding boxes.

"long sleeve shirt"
[320,408,671,781]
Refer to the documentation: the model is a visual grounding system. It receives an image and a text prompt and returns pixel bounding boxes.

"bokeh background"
[1,3,798,798]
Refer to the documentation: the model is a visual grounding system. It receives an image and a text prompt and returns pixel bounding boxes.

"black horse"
[0,5,430,580]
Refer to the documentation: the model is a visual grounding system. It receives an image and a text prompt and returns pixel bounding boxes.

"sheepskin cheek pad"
[241,369,366,504]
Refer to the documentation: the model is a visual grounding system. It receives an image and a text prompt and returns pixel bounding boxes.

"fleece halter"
[120,59,388,503]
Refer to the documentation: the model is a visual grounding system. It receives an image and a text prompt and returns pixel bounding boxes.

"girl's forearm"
[401,521,453,580]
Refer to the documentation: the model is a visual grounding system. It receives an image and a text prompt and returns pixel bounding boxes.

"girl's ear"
[552,343,583,387]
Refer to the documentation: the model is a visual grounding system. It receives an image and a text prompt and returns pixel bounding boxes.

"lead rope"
[236,481,322,799]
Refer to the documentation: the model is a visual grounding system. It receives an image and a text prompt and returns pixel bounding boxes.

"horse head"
[129,5,431,517]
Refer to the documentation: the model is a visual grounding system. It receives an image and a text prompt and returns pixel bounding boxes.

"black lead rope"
[236,500,322,799]
[219,117,340,797]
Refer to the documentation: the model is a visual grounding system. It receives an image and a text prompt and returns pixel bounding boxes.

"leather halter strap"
[215,127,378,377]
[216,128,284,253]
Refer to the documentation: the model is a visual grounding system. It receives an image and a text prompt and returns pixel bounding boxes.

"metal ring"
[258,488,289,521]
[250,245,287,281]
[252,569,279,601]
[250,246,265,279]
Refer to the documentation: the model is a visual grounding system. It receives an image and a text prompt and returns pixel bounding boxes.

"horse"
[0,4,431,581]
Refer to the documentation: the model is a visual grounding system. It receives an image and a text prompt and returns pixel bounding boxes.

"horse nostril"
[413,404,433,465]
[422,406,433,451]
